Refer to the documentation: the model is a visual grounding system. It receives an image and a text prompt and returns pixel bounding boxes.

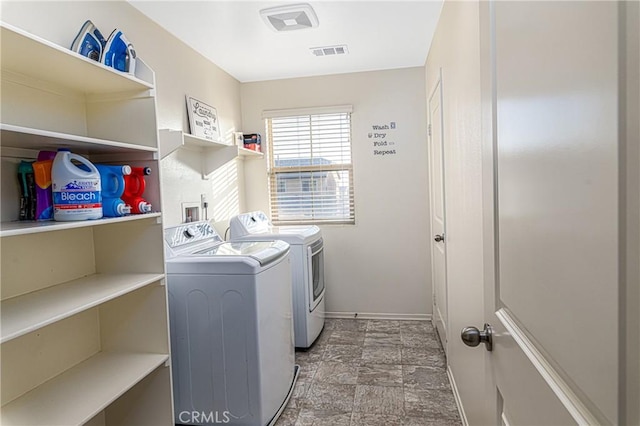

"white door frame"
[427,68,448,352]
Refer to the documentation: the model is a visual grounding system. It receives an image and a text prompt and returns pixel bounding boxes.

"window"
[265,106,355,225]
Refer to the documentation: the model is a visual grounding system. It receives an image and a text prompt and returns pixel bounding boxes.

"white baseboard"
[325,312,432,321]
[447,365,469,426]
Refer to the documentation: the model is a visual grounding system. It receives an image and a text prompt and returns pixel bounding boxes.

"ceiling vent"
[260,3,319,32]
[310,45,349,57]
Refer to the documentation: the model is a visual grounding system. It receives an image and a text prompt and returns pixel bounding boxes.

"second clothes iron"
[102,29,137,75]
[70,21,136,75]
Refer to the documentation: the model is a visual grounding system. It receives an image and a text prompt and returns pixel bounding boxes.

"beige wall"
[425,0,488,424]
[624,1,639,424]
[1,1,245,229]
[241,68,431,317]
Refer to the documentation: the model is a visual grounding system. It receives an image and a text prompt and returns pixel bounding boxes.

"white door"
[474,1,623,424]
[428,73,448,350]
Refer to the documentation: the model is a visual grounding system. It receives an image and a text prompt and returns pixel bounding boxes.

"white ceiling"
[128,1,443,82]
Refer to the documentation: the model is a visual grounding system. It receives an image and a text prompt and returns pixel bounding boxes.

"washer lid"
[193,240,290,265]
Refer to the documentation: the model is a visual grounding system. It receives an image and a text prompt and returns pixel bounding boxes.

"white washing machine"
[164,221,297,426]
[230,211,325,349]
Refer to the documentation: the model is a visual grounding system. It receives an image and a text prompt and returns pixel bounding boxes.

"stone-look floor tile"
[353,385,405,415]
[290,319,462,425]
[292,380,312,401]
[295,349,323,381]
[275,407,300,426]
[286,397,304,410]
[302,337,329,356]
[401,346,446,368]
[399,321,435,335]
[304,382,356,412]
[325,318,367,332]
[403,388,461,422]
[401,331,441,349]
[296,349,323,365]
[364,332,402,347]
[357,364,403,387]
[403,416,461,426]
[327,329,366,346]
[322,344,363,363]
[367,320,402,333]
[295,409,352,426]
[351,412,403,426]
[313,327,332,347]
[296,361,319,381]
[361,345,402,365]
[313,361,359,385]
[403,365,451,391]
[324,318,339,329]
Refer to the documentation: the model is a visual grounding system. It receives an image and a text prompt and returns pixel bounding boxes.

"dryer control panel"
[230,210,273,238]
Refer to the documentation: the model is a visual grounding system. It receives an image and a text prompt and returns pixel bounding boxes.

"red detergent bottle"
[122,166,152,214]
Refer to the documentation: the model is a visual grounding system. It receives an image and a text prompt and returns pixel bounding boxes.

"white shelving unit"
[0,22,173,425]
[159,129,263,177]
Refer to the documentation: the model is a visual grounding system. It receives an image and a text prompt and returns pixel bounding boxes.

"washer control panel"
[165,221,222,254]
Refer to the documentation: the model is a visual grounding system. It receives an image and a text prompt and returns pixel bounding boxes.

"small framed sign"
[186,95,221,141]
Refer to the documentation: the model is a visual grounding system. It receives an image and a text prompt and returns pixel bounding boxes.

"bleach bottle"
[51,149,102,221]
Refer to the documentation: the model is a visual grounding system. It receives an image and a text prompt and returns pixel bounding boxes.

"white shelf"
[183,133,231,149]
[158,129,232,159]
[160,129,263,179]
[0,352,169,426]
[0,22,153,94]
[0,124,158,157]
[238,146,264,159]
[0,212,162,238]
[1,273,165,344]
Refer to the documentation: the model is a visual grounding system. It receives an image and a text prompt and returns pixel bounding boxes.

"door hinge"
[428,124,432,137]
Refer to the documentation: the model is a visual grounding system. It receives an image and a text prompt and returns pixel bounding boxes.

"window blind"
[266,111,355,225]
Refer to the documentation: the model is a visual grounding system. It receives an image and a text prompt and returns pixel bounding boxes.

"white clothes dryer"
[164,221,297,426]
[230,211,325,349]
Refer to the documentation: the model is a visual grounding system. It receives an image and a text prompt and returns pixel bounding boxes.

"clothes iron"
[70,20,106,62]
[102,29,136,75]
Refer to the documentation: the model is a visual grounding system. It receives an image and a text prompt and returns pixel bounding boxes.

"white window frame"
[263,105,355,225]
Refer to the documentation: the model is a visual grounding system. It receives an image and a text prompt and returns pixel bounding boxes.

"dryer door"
[308,238,325,311]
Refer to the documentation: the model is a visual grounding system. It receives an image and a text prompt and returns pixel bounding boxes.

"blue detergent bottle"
[95,164,132,217]
[102,197,131,217]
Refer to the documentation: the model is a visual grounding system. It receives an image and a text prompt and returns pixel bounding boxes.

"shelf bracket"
[202,145,238,179]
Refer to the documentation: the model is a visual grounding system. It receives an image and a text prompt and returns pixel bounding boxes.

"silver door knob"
[461,323,493,351]
[434,234,445,242]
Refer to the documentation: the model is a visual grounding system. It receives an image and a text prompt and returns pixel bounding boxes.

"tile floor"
[275,318,462,426]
